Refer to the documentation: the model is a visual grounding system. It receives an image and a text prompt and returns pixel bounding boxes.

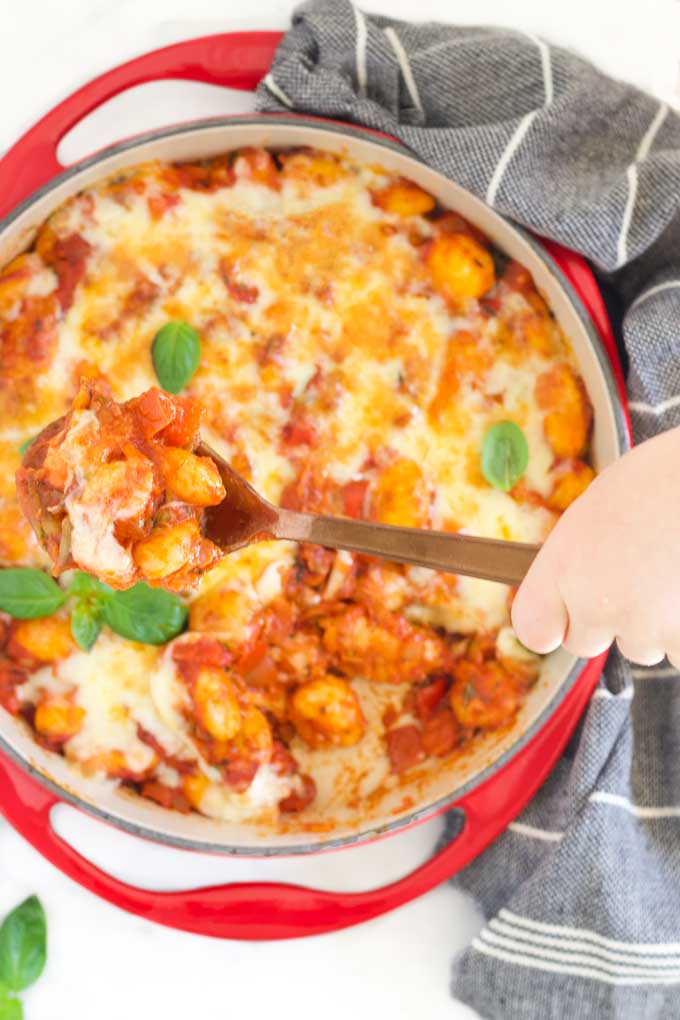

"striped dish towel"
[256,4,680,1017]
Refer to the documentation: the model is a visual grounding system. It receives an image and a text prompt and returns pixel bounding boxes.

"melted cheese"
[58,409,139,581]
[0,148,592,821]
[19,633,184,772]
[196,765,291,822]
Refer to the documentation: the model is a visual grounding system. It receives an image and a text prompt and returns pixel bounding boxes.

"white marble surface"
[0,3,677,1019]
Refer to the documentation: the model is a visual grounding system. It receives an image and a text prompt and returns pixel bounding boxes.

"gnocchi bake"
[0,146,594,824]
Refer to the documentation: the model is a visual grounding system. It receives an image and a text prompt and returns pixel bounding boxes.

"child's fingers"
[615,636,664,666]
[511,549,568,654]
[563,618,614,658]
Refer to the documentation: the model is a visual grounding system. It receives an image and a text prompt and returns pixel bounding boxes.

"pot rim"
[0,113,628,855]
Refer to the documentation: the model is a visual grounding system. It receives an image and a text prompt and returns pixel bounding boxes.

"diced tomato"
[298,544,334,587]
[279,465,333,514]
[130,387,177,438]
[136,724,170,760]
[223,757,258,792]
[233,148,280,190]
[434,211,488,247]
[218,257,260,305]
[124,276,159,316]
[260,600,295,645]
[270,741,299,777]
[342,479,369,519]
[0,661,26,715]
[279,774,317,813]
[147,192,180,220]
[51,233,92,311]
[386,724,425,774]
[467,632,497,664]
[157,396,204,447]
[509,479,547,509]
[502,260,533,293]
[421,708,459,757]
[227,278,259,304]
[282,413,317,447]
[243,653,279,688]
[141,780,191,813]
[382,705,399,728]
[172,636,232,671]
[414,676,448,720]
[172,157,234,192]
[3,294,58,369]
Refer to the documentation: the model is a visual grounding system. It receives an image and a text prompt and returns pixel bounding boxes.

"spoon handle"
[273,509,539,586]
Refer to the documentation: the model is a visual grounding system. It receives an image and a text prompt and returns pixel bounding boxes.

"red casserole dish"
[0,31,630,939]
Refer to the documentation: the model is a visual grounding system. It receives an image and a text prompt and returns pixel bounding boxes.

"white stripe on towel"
[262,73,293,109]
[617,164,639,267]
[507,822,564,842]
[590,791,680,819]
[499,909,680,954]
[490,917,680,966]
[472,939,680,985]
[478,929,680,976]
[486,35,552,206]
[353,3,368,98]
[616,101,669,266]
[638,100,669,160]
[629,279,680,314]
[628,391,680,415]
[524,32,554,106]
[384,27,423,113]
[486,112,539,206]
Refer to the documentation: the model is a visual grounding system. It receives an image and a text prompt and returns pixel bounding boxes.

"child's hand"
[511,427,680,667]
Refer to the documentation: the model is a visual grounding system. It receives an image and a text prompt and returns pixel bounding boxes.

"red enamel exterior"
[0,32,630,939]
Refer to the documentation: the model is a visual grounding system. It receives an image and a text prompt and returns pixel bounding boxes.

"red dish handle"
[0,654,604,940]
[0,31,283,221]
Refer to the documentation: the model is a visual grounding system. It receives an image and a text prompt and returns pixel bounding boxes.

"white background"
[0,2,678,1019]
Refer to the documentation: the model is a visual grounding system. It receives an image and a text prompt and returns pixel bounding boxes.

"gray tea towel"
[255,4,680,1017]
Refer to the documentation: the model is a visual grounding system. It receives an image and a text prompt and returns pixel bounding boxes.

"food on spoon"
[16,383,224,591]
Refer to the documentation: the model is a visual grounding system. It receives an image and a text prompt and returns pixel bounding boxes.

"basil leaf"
[66,571,111,600]
[0,896,46,992]
[0,570,65,619]
[481,420,529,492]
[151,321,201,394]
[17,436,36,457]
[70,601,102,651]
[102,583,188,645]
[0,988,22,1020]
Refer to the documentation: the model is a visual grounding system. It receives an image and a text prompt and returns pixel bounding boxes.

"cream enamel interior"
[0,120,627,853]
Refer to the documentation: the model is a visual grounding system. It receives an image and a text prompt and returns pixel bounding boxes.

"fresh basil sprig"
[17,436,36,457]
[0,896,46,1019]
[0,986,22,1020]
[70,603,103,652]
[0,571,65,619]
[481,420,529,492]
[102,583,188,645]
[67,571,111,650]
[66,571,111,600]
[151,320,201,393]
[0,568,187,651]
